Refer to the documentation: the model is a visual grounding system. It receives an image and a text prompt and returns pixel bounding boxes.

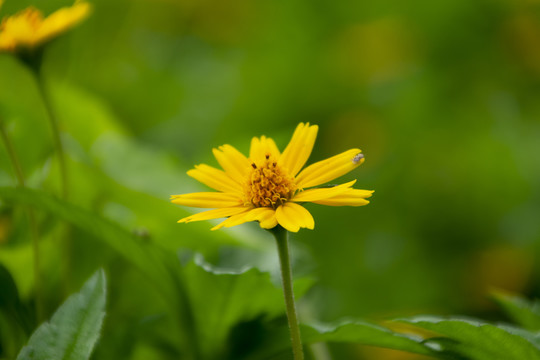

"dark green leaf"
[246,319,439,360]
[399,316,540,360]
[183,254,313,359]
[0,263,20,310]
[16,270,106,360]
[302,320,436,354]
[0,264,30,358]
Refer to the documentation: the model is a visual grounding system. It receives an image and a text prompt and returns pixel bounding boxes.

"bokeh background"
[1,0,540,358]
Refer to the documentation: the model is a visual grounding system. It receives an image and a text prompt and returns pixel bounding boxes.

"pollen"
[245,154,296,208]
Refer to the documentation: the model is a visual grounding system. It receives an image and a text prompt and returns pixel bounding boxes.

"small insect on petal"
[352,153,364,164]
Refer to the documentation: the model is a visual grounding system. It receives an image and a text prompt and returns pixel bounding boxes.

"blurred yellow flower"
[172,123,374,232]
[0,0,91,53]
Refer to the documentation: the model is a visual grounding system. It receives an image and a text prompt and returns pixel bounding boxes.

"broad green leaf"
[496,324,540,351]
[399,316,540,360]
[492,291,540,331]
[182,253,313,360]
[247,319,439,360]
[302,320,437,355]
[16,270,106,360]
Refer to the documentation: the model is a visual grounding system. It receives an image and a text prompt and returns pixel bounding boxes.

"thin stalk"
[31,68,71,294]
[272,226,304,360]
[0,122,25,186]
[0,118,44,322]
[32,71,68,200]
[169,262,202,360]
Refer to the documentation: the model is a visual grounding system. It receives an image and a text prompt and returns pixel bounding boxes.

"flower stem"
[33,71,68,200]
[0,122,25,187]
[272,226,304,360]
[0,117,44,322]
[31,68,71,294]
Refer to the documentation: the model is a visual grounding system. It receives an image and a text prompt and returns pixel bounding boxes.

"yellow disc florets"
[245,154,296,208]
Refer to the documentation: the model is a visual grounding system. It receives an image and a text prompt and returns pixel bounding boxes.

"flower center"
[245,154,296,208]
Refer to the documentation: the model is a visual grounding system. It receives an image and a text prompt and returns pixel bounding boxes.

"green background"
[1,0,540,358]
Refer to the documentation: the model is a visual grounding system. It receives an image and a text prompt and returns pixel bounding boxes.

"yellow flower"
[0,0,91,53]
[171,123,374,232]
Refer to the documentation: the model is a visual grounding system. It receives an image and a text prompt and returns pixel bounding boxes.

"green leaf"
[302,320,437,354]
[183,255,437,360]
[16,269,107,360]
[0,186,203,356]
[0,186,173,295]
[182,253,313,359]
[247,319,439,360]
[399,316,540,360]
[0,264,30,358]
[492,291,540,331]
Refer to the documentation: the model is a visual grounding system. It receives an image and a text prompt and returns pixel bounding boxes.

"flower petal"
[295,149,364,189]
[0,32,15,51]
[278,123,318,176]
[250,136,280,165]
[212,144,251,184]
[171,192,243,208]
[1,8,42,46]
[177,206,249,223]
[292,180,356,203]
[211,208,258,230]
[275,202,315,232]
[187,164,242,194]
[36,1,91,45]
[248,207,278,229]
[312,189,374,206]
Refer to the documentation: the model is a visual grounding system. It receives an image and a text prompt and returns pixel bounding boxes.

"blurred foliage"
[16,270,106,360]
[1,0,540,359]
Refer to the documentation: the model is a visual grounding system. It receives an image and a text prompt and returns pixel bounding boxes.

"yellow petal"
[249,137,262,161]
[36,1,91,45]
[212,144,251,184]
[248,207,278,229]
[278,123,318,176]
[249,136,280,165]
[275,202,315,232]
[177,206,249,223]
[1,8,42,46]
[312,189,374,206]
[292,180,356,203]
[187,164,242,194]
[211,208,257,230]
[295,149,364,189]
[171,192,242,208]
[0,32,15,51]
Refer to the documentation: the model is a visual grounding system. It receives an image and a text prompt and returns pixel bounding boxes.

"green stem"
[33,71,69,200]
[31,68,71,294]
[0,120,25,186]
[0,118,44,322]
[28,209,43,322]
[272,226,304,360]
